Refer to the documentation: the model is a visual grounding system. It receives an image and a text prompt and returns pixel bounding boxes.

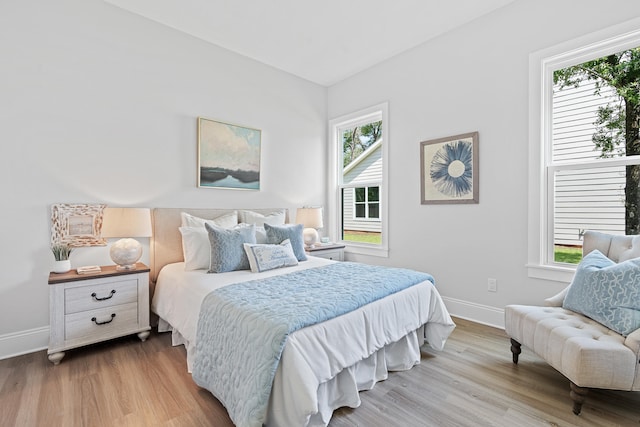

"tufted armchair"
[505,231,640,415]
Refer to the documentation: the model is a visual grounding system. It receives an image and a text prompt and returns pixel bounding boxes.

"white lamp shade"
[101,208,152,238]
[101,208,152,270]
[296,207,323,229]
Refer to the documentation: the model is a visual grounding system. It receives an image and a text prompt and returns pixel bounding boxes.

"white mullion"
[549,156,640,172]
[340,181,381,190]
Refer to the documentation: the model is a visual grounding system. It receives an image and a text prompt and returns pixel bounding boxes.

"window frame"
[528,20,640,283]
[328,102,389,257]
[353,185,380,220]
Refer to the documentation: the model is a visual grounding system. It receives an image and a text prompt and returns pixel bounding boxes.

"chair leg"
[569,382,588,415]
[510,338,521,364]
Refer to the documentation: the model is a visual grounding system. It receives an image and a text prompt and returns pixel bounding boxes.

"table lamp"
[296,207,323,248]
[101,207,152,270]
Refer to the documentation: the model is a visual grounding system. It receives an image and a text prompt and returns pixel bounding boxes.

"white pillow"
[180,211,238,229]
[239,210,286,226]
[255,225,268,244]
[243,239,298,273]
[179,226,211,271]
[179,211,239,271]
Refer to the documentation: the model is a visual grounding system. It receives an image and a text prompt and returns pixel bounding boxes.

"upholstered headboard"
[150,208,290,284]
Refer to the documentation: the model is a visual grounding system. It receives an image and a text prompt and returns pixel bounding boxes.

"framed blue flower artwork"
[420,132,479,204]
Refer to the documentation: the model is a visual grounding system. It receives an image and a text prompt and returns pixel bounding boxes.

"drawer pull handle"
[91,313,116,325]
[91,290,116,301]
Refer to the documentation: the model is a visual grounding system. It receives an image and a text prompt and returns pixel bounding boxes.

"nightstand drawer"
[312,249,344,261]
[65,278,138,314]
[65,302,138,341]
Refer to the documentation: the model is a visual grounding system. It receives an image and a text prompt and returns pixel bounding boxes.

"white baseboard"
[0,326,49,360]
[442,296,505,330]
[0,297,504,361]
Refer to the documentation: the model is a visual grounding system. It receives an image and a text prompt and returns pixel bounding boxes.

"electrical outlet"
[488,278,497,292]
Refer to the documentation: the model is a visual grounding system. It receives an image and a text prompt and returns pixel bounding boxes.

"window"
[354,186,380,219]
[329,103,388,256]
[528,21,640,282]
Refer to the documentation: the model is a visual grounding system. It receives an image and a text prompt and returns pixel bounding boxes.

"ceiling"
[104,0,515,86]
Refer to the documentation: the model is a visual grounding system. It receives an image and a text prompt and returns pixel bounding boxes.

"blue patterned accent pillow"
[264,223,307,261]
[243,239,298,273]
[205,223,256,273]
[563,249,640,336]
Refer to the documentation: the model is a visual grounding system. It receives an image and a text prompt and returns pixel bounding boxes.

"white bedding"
[152,257,455,426]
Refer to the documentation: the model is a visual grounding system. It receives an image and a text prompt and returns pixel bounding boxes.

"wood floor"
[1,317,638,427]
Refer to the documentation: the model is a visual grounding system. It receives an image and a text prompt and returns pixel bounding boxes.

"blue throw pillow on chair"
[563,249,640,336]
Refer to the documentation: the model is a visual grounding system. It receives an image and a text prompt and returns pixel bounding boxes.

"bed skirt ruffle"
[269,325,425,427]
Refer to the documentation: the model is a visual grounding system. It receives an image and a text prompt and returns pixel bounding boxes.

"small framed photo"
[197,117,261,190]
[420,132,479,204]
[50,203,107,247]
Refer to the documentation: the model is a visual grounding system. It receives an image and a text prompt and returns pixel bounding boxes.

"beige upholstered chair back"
[583,230,640,262]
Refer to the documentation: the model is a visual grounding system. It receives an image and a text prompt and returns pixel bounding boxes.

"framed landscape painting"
[420,132,479,204]
[197,117,261,190]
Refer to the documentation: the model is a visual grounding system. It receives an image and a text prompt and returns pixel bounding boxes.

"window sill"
[343,243,389,258]
[526,263,575,284]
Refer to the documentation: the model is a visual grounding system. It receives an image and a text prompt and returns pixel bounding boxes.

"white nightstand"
[305,244,345,261]
[47,263,151,365]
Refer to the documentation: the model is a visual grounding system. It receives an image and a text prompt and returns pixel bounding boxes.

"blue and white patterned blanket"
[192,262,434,427]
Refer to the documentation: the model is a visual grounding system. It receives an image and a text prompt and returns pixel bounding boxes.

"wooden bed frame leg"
[510,338,521,364]
[569,382,588,415]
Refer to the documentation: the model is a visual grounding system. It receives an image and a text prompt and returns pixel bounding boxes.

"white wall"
[0,0,327,358]
[328,0,640,327]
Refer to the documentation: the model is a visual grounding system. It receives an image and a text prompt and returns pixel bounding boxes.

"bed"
[149,207,455,427]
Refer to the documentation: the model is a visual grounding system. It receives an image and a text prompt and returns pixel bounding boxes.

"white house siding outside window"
[552,80,625,249]
[528,22,640,282]
[329,103,389,257]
